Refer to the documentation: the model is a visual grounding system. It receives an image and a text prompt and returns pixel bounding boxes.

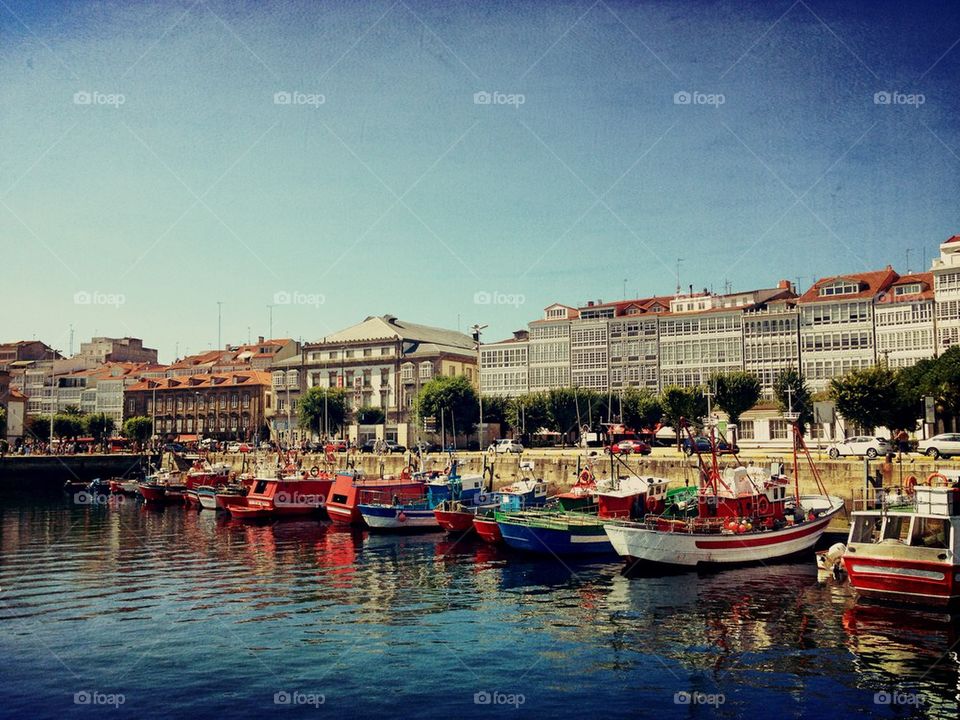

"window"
[911,517,949,549]
[818,281,860,297]
[738,420,754,440]
[894,283,921,296]
[769,419,789,440]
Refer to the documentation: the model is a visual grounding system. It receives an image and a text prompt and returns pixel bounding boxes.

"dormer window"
[818,281,860,297]
[894,283,921,296]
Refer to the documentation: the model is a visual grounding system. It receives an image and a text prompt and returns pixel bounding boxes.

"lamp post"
[471,324,487,452]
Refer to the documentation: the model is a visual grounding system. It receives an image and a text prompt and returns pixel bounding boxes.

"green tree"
[413,375,479,446]
[925,346,960,430]
[480,395,511,431]
[355,406,385,425]
[773,367,813,434]
[26,416,51,442]
[712,371,761,429]
[122,416,153,449]
[545,388,582,444]
[298,387,349,437]
[52,413,84,440]
[620,388,662,433]
[85,412,116,449]
[659,385,708,449]
[830,366,914,436]
[61,405,83,416]
[506,392,551,441]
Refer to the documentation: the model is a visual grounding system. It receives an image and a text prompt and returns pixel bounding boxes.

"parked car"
[412,441,441,453]
[488,439,523,454]
[612,439,652,455]
[827,436,893,459]
[162,442,186,453]
[384,441,406,454]
[360,440,406,454]
[682,436,738,456]
[917,433,960,459]
[226,442,242,453]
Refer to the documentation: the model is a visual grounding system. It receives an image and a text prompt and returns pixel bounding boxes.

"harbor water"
[0,491,957,719]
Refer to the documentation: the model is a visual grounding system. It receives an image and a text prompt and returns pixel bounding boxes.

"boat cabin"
[697,465,792,526]
[598,476,669,519]
[847,485,960,556]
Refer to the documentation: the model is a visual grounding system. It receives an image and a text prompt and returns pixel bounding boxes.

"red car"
[610,439,652,455]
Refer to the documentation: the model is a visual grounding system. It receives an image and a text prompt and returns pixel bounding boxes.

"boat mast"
[784,386,800,504]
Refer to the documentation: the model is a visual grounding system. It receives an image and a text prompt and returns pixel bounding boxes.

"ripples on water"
[0,494,957,719]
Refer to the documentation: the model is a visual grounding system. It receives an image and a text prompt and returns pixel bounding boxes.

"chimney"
[778,279,791,290]
[586,301,594,307]
[258,336,264,344]
[689,284,693,296]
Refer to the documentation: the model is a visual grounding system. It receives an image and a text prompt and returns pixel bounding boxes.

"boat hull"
[359,505,439,531]
[197,492,218,511]
[474,516,502,544]
[498,519,614,555]
[604,499,844,568]
[138,484,167,503]
[843,556,960,608]
[434,509,476,534]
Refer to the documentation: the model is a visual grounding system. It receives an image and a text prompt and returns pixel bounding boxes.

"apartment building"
[78,337,158,366]
[578,297,668,391]
[798,267,898,392]
[479,330,529,397]
[0,341,60,370]
[166,338,299,377]
[742,293,800,397]
[874,273,936,368]
[527,304,577,391]
[932,235,960,350]
[659,285,795,388]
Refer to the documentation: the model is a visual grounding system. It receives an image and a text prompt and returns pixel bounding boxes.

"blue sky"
[1,0,958,361]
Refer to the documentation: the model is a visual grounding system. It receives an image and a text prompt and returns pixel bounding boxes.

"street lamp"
[471,324,487,451]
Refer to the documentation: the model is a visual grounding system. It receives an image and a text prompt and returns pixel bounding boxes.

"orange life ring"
[645,495,658,512]
[578,469,592,485]
[400,466,412,480]
[926,472,950,486]
[310,466,319,477]
[443,466,451,476]
[905,475,918,492]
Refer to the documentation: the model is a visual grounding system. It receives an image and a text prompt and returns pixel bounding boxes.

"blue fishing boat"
[436,478,549,534]
[359,468,487,531]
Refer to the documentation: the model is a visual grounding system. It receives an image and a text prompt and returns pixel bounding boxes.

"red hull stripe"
[694,518,828,549]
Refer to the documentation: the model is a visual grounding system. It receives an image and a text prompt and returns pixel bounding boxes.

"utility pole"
[471,323,488,451]
[217,301,223,350]
[267,305,274,339]
[675,258,684,295]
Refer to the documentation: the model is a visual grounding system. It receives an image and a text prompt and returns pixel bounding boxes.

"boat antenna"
[783,386,801,503]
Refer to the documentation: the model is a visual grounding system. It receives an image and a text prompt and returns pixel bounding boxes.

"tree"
[85,412,116,449]
[830,366,914,436]
[773,368,813,434]
[660,385,707,449]
[712,371,761,429]
[925,346,960,430]
[298,387,349,437]
[620,388,662,434]
[355,406,385,425]
[122,416,153,449]
[544,388,582,444]
[413,375,479,446]
[52,413,84,440]
[26,416,50,442]
[479,395,511,432]
[506,392,550,442]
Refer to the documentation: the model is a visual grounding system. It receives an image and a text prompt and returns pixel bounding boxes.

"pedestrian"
[880,453,896,488]
[895,429,909,454]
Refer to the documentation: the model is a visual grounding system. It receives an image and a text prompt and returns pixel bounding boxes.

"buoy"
[310,466,319,477]
[397,511,407,523]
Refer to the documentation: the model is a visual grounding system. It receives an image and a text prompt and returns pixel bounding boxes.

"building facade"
[78,337,158,366]
[874,273,936,368]
[479,330,529,397]
[932,235,960,350]
[527,304,577,392]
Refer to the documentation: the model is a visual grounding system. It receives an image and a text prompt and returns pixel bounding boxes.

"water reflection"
[0,494,958,719]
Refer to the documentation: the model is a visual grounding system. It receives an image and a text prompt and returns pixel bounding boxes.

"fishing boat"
[604,421,844,569]
[185,460,232,489]
[137,469,186,504]
[840,471,960,607]
[436,478,548,535]
[325,469,426,525]
[234,470,335,518]
[108,478,140,495]
[496,475,668,555]
[196,485,219,510]
[359,471,486,531]
[215,483,250,511]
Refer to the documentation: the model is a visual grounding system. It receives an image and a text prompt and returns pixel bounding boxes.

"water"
[1,492,957,719]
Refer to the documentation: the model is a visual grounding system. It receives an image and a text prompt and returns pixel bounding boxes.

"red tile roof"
[126,370,272,392]
[797,267,899,304]
[944,235,960,244]
[877,272,934,303]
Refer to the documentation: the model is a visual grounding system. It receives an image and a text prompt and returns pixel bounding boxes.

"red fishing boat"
[473,514,503,544]
[233,470,335,518]
[325,470,426,525]
[185,460,232,489]
[842,471,960,607]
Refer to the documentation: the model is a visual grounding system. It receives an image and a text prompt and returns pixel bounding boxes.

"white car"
[488,439,523,454]
[917,433,960,459]
[827,436,893,459]
[226,442,242,453]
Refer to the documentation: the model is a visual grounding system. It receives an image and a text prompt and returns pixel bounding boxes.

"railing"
[851,485,915,513]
